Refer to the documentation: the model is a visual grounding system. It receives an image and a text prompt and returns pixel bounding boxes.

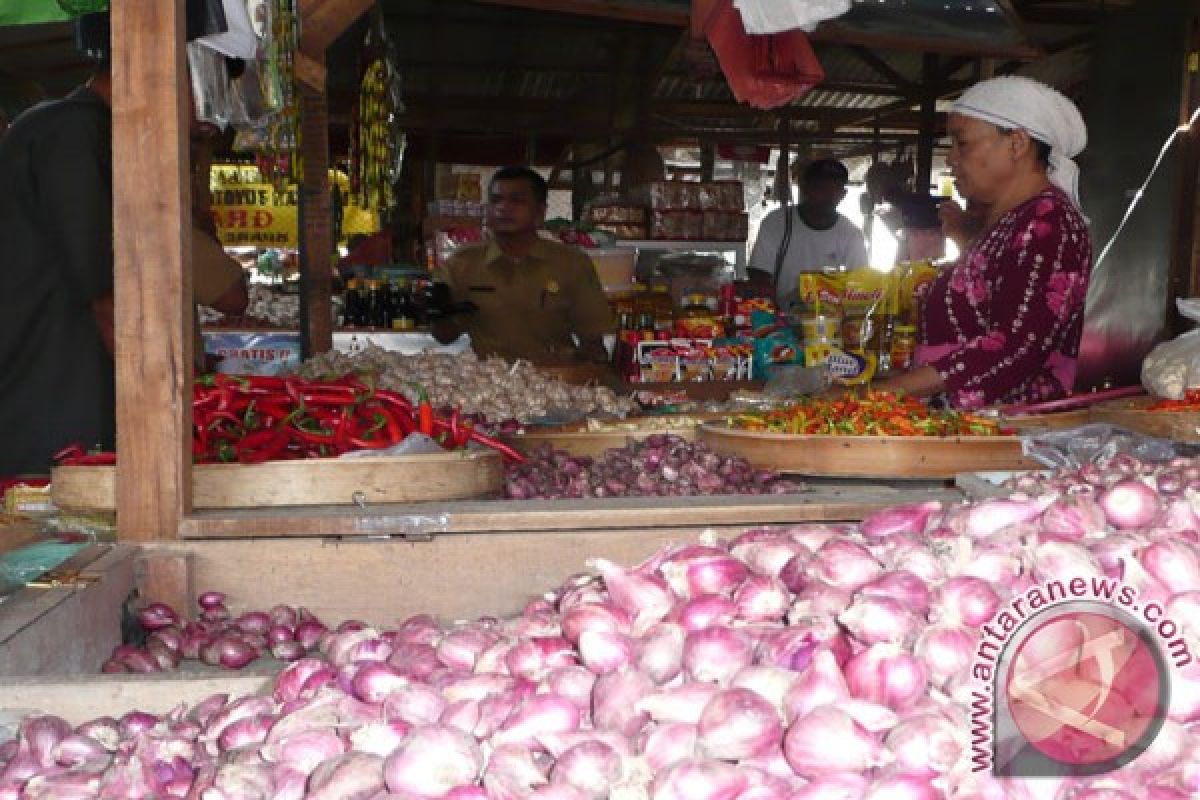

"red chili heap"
[191,374,524,464]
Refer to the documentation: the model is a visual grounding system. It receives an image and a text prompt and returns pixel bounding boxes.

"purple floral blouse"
[916,187,1092,410]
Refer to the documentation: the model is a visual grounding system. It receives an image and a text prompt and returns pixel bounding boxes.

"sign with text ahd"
[208,165,379,249]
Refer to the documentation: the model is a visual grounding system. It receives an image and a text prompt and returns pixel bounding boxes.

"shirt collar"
[483,236,551,266]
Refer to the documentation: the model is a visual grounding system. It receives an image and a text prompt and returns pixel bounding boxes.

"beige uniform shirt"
[442,237,614,362]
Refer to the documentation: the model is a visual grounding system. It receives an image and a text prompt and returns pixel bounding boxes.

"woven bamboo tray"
[998,409,1091,433]
[1088,396,1200,442]
[51,451,504,512]
[698,423,1038,479]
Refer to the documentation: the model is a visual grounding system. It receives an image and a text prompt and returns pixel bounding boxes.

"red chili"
[415,386,434,437]
[467,429,527,464]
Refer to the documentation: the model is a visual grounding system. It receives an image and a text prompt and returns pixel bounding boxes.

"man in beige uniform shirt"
[433,167,614,363]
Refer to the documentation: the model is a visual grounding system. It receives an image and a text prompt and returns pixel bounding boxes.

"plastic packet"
[339,433,460,459]
[1019,423,1177,470]
[1141,297,1200,399]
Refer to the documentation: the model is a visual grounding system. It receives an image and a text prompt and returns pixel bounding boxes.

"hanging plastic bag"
[732,0,851,34]
[1142,298,1200,399]
[187,41,234,129]
[705,0,825,110]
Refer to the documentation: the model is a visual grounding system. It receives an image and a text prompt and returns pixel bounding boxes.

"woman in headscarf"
[873,76,1092,409]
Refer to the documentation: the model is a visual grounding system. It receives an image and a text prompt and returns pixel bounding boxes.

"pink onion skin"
[860,501,941,539]
[669,594,737,632]
[695,688,782,761]
[22,716,71,767]
[384,726,484,797]
[784,706,881,778]
[660,547,748,599]
[384,683,448,728]
[843,645,929,712]
[838,596,920,647]
[813,540,883,591]
[914,624,976,691]
[578,630,634,675]
[262,729,345,774]
[637,683,720,725]
[560,603,632,645]
[592,670,653,737]
[136,602,180,631]
[636,623,686,685]
[641,722,698,772]
[549,740,623,800]
[588,558,676,629]
[863,774,940,800]
[732,577,790,623]
[789,772,870,800]
[1140,540,1200,594]
[934,576,1002,627]
[651,758,750,800]
[307,752,386,800]
[1099,480,1162,530]
[495,694,581,746]
[683,627,753,685]
[859,570,931,617]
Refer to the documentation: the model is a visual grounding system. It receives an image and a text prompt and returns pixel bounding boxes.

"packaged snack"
[753,329,803,381]
[679,348,712,382]
[828,346,878,386]
[797,273,846,316]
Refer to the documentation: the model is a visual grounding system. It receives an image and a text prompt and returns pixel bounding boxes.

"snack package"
[753,329,804,381]
[828,346,878,386]
[894,260,937,323]
[797,273,846,317]
[679,348,712,382]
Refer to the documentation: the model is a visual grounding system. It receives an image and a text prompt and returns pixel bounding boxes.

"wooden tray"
[698,423,1038,479]
[1089,396,1200,442]
[51,451,504,512]
[998,409,1091,433]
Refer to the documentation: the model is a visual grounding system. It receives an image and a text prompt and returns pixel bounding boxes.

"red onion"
[137,602,180,631]
[578,630,634,675]
[307,752,385,800]
[201,603,231,623]
[860,500,941,539]
[838,596,920,647]
[261,728,345,773]
[549,740,623,800]
[934,576,1002,627]
[638,682,719,725]
[669,594,737,632]
[234,611,271,635]
[208,634,259,670]
[543,666,595,711]
[1099,479,1162,529]
[784,706,881,778]
[652,758,750,800]
[383,683,447,727]
[729,666,799,716]
[635,623,685,685]
[21,716,70,767]
[683,627,753,684]
[859,570,931,616]
[560,603,631,645]
[437,628,498,673]
[844,644,928,712]
[863,774,939,800]
[351,663,407,705]
[384,726,484,797]
[592,670,653,737]
[914,624,976,691]
[729,531,809,578]
[660,546,748,598]
[695,688,782,761]
[640,722,697,771]
[732,576,790,622]
[496,693,581,745]
[588,559,675,631]
[885,712,965,776]
[217,714,273,752]
[1140,540,1200,593]
[813,539,883,590]
[953,496,1052,538]
[783,650,848,722]
[117,710,159,738]
[1041,495,1107,540]
[75,718,120,752]
[271,640,306,661]
[295,619,328,651]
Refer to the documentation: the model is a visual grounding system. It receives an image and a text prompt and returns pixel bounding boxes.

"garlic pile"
[296,345,636,422]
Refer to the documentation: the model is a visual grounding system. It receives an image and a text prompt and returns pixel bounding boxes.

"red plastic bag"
[705,0,825,110]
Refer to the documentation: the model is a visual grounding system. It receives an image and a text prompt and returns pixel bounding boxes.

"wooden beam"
[111,0,191,540]
[809,22,1044,60]
[299,0,377,55]
[471,0,688,26]
[295,50,328,92]
[848,46,917,94]
[298,60,335,357]
[916,53,940,191]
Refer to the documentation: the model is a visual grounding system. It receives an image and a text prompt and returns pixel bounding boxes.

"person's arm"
[192,227,249,316]
[566,251,616,363]
[917,205,1090,409]
[748,210,779,269]
[871,365,945,398]
[843,219,869,268]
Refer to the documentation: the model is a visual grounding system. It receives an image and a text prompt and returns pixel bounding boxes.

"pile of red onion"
[505,435,802,499]
[7,454,1200,797]
[101,592,330,673]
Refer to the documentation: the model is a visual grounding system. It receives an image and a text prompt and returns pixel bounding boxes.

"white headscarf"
[951,76,1088,211]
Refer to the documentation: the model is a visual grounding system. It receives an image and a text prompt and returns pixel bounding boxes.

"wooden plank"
[174,486,962,539]
[299,68,335,357]
[298,0,376,54]
[137,551,194,620]
[295,50,328,92]
[111,0,191,541]
[52,451,504,513]
[0,546,135,676]
[808,22,1044,60]
[0,673,274,725]
[473,0,688,26]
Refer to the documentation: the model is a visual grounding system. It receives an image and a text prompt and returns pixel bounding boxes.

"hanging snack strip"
[352,57,397,211]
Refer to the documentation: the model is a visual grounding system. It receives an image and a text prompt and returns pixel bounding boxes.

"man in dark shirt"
[0,67,115,475]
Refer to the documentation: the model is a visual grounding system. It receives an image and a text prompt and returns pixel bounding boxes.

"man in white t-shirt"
[749,159,868,311]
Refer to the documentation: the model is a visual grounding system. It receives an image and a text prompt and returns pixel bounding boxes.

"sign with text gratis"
[208,165,379,248]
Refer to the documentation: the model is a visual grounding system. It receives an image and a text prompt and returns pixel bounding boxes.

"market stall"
[5,0,1200,797]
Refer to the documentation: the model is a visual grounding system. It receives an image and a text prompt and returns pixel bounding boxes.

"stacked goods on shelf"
[643,181,748,242]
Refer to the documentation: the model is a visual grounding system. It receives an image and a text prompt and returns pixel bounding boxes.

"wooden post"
[1173,15,1200,332]
[299,66,334,357]
[111,0,191,540]
[915,53,939,192]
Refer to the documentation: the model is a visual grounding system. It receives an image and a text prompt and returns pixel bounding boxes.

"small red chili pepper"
[467,429,527,464]
[415,385,434,437]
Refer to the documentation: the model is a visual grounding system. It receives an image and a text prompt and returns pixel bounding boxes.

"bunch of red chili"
[190,374,525,464]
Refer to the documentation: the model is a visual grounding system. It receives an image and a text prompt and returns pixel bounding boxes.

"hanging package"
[705,0,825,111]
[732,0,851,34]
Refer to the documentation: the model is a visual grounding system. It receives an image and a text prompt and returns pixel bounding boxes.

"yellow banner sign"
[209,165,379,249]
